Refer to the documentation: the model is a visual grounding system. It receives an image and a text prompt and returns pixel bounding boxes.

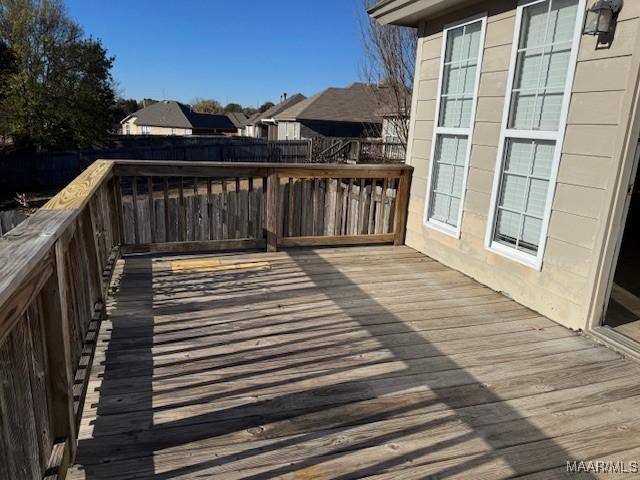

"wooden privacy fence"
[0,209,29,235]
[0,159,412,479]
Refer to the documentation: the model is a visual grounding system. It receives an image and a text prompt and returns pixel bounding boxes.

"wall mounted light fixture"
[583,0,623,36]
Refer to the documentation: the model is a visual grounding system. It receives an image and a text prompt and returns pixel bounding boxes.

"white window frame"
[485,0,585,270]
[423,13,487,238]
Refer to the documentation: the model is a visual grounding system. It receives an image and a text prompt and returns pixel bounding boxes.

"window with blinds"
[426,16,485,233]
[488,0,582,266]
[495,139,554,254]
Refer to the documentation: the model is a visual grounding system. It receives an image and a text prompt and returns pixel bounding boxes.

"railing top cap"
[106,159,413,171]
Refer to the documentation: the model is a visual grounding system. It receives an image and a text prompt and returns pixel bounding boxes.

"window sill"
[486,241,542,271]
[424,218,461,239]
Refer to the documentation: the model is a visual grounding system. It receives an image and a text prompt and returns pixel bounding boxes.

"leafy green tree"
[140,98,158,108]
[0,40,13,96]
[110,97,139,131]
[223,102,242,113]
[242,106,258,117]
[0,40,15,141]
[0,0,116,150]
[191,98,223,114]
[259,101,275,113]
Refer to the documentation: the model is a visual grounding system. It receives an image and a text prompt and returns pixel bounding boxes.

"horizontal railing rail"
[0,159,412,479]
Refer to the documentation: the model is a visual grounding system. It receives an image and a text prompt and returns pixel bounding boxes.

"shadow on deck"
[69,245,640,479]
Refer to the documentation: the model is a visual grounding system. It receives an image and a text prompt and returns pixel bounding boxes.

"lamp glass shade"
[583,5,613,35]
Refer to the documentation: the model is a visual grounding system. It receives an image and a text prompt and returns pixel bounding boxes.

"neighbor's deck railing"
[0,159,412,479]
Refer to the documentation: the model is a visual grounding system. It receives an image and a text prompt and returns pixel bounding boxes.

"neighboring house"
[370,0,640,350]
[120,100,239,136]
[226,111,249,136]
[241,94,307,139]
[375,85,412,145]
[381,113,407,144]
[273,83,384,140]
[239,112,262,137]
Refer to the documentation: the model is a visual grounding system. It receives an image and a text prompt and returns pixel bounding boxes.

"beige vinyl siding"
[405,0,640,330]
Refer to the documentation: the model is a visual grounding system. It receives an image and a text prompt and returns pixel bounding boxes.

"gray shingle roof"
[245,94,307,125]
[273,83,383,124]
[124,101,236,130]
[245,112,263,125]
[226,111,249,128]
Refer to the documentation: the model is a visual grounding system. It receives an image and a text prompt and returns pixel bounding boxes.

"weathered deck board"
[68,246,639,480]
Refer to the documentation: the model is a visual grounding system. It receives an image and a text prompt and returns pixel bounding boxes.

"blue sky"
[65,0,367,108]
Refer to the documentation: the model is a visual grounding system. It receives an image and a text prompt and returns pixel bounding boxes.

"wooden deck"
[68,245,640,480]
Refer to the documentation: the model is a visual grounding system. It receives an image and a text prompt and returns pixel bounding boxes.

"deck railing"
[0,160,118,479]
[0,159,412,479]
[113,160,413,254]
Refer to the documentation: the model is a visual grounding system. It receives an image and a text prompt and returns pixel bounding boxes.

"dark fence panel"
[0,136,405,194]
[0,209,28,235]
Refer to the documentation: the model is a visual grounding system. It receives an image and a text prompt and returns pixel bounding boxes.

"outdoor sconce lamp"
[583,0,622,35]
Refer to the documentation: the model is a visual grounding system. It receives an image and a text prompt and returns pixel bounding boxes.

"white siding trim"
[423,13,488,239]
[485,0,586,270]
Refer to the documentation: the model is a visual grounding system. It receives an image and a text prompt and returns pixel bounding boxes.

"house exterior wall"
[299,120,382,139]
[404,0,640,330]
[121,118,191,136]
[277,121,302,140]
[382,117,407,142]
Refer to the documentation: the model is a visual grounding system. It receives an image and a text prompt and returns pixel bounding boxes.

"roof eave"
[120,114,135,125]
[368,0,482,26]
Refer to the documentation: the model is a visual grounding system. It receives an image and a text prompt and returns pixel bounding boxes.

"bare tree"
[359,0,417,148]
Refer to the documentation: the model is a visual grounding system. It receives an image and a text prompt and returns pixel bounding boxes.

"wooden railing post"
[112,176,125,247]
[266,169,279,252]
[79,209,103,308]
[87,201,107,298]
[40,233,78,474]
[394,169,412,246]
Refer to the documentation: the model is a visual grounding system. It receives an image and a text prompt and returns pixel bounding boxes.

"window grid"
[429,135,467,226]
[487,0,583,268]
[508,0,575,131]
[495,139,552,253]
[439,23,479,129]
[425,16,486,235]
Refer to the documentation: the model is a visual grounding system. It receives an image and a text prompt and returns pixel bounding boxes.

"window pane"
[519,2,548,49]
[434,163,454,192]
[526,178,549,216]
[440,97,462,127]
[495,210,521,246]
[439,135,462,163]
[445,26,467,63]
[500,174,527,210]
[504,139,534,174]
[449,196,461,222]
[493,139,555,253]
[531,141,555,177]
[520,216,543,253]
[550,0,580,44]
[431,193,451,220]
[452,165,465,192]
[442,64,465,94]
[428,134,468,227]
[508,0,579,130]
[438,21,482,128]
